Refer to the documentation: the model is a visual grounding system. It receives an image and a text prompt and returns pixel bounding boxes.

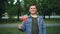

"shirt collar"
[28,15,40,18]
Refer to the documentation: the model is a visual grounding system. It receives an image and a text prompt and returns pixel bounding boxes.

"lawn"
[44,18,60,24]
[0,28,25,34]
[0,26,60,34]
[0,18,60,24]
[46,26,60,34]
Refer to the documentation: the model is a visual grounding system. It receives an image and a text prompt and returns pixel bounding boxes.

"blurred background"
[0,0,60,34]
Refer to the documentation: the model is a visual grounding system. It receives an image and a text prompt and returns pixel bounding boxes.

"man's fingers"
[18,24,22,29]
[20,15,28,22]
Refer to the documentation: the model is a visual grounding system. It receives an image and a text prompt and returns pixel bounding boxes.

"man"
[18,4,46,34]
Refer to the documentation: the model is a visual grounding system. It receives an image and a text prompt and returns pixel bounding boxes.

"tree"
[0,0,5,22]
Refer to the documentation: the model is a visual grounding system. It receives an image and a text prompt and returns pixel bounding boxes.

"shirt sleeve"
[42,17,46,34]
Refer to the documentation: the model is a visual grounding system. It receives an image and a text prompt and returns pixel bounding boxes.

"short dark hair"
[29,3,37,8]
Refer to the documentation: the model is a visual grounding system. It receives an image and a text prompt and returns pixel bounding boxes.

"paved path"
[0,24,60,28]
[2,16,60,19]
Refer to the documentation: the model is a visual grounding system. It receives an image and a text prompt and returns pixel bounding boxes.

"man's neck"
[30,14,37,18]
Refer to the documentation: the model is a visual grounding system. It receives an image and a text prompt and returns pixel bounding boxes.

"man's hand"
[18,24,22,29]
[20,15,28,22]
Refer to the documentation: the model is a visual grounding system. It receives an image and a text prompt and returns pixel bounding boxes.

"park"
[0,0,60,34]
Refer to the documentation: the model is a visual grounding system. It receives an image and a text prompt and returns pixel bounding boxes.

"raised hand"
[20,15,28,22]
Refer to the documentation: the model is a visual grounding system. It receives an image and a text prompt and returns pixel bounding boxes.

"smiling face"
[29,5,37,14]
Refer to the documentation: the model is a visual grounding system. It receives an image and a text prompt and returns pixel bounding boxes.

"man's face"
[29,6,37,14]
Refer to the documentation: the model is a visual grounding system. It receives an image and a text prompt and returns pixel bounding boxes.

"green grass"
[0,27,60,34]
[0,28,25,34]
[46,26,60,34]
[44,18,60,24]
[0,18,60,24]
[0,19,22,24]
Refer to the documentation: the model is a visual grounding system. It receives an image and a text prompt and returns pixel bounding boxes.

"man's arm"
[42,17,46,34]
[18,15,28,32]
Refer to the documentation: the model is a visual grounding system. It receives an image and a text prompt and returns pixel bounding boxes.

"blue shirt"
[20,15,46,34]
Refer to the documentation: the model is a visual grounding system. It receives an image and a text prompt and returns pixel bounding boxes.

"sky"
[8,0,22,5]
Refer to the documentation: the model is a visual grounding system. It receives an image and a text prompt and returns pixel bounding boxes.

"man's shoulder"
[38,16,43,19]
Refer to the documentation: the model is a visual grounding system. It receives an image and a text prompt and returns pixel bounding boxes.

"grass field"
[0,28,25,34]
[0,18,60,24]
[44,18,60,24]
[0,26,60,34]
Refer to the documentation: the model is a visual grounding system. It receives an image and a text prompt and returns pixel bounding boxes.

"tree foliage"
[4,0,60,16]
